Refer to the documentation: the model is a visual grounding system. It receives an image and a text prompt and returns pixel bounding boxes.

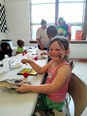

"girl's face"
[48,41,66,62]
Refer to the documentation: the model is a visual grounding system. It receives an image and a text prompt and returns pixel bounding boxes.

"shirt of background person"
[16,47,23,53]
[36,19,49,50]
[57,17,71,41]
[16,39,25,54]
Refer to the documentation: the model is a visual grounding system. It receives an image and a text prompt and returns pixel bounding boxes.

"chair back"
[68,73,87,116]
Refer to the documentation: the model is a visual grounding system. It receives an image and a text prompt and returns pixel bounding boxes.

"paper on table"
[0,79,31,89]
[0,81,19,89]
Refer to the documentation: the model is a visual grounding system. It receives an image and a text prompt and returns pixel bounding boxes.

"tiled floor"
[68,61,87,116]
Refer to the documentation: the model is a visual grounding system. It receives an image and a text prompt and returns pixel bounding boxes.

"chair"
[33,72,87,116]
[67,73,87,116]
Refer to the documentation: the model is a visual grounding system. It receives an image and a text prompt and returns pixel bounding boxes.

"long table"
[0,53,47,116]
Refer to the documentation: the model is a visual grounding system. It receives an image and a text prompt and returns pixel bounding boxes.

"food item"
[23,72,29,78]
[17,68,37,76]
[18,68,31,75]
[34,56,38,61]
[29,69,37,75]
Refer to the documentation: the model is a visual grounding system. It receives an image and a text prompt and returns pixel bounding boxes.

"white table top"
[0,53,48,116]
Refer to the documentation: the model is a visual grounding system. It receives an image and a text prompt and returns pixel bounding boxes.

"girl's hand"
[16,84,31,93]
[21,59,30,64]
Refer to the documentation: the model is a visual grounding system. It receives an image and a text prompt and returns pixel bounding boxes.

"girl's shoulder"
[48,60,71,69]
[56,61,71,72]
[59,61,70,68]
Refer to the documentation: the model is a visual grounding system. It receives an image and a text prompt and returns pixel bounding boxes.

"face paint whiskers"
[56,54,62,59]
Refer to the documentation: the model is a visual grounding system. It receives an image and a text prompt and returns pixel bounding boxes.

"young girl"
[16,39,26,54]
[16,36,71,113]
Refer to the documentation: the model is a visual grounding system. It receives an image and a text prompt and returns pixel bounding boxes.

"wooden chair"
[34,72,87,116]
[67,73,87,116]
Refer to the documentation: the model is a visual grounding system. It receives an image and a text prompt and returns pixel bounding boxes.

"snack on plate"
[23,72,29,78]
[18,68,31,75]
[29,69,37,75]
[17,68,37,76]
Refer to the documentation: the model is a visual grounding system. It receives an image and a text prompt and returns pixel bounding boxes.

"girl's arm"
[51,64,71,91]
[21,58,50,74]
[16,65,71,93]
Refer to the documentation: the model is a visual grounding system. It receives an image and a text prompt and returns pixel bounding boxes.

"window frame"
[30,0,87,44]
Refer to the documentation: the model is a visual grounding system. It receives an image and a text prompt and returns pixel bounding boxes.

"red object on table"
[34,56,38,61]
[22,52,25,56]
[22,50,27,56]
[23,72,29,78]
[24,50,27,54]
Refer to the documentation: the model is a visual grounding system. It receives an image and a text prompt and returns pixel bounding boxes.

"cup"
[36,48,42,59]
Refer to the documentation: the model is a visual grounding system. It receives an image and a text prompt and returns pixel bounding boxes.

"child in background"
[41,25,58,62]
[46,25,58,40]
[16,36,71,115]
[57,17,71,42]
[41,25,58,56]
[16,39,27,54]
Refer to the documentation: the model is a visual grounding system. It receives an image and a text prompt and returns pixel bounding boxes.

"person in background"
[16,36,71,115]
[57,17,71,42]
[16,39,27,54]
[36,19,49,50]
[41,25,58,57]
[41,25,58,63]
[0,42,13,61]
[47,25,58,40]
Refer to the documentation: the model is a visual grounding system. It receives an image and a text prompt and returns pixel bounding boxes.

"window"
[30,0,87,41]
[57,0,86,41]
[30,0,55,40]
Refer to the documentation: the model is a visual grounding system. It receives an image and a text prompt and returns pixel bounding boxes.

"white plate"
[11,63,22,69]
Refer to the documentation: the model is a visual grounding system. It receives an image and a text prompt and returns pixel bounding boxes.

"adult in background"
[36,19,49,50]
[57,17,71,42]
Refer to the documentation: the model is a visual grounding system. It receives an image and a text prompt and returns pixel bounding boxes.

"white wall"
[70,44,87,58]
[0,0,86,58]
[4,0,30,46]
